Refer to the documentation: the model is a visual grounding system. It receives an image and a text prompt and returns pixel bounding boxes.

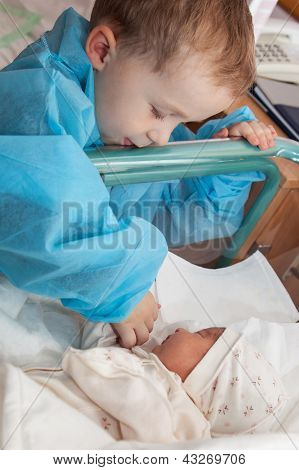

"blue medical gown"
[0,8,264,322]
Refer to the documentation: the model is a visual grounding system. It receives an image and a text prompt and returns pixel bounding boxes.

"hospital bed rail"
[86,137,299,267]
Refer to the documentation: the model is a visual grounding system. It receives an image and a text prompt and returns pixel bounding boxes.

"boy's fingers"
[145,304,160,335]
[145,316,155,332]
[247,134,259,146]
[239,122,259,145]
[217,121,276,150]
[113,324,137,349]
[212,127,229,138]
[241,121,266,149]
[249,121,268,149]
[134,324,150,346]
[268,124,277,136]
[230,121,255,139]
[251,121,274,150]
[259,122,275,148]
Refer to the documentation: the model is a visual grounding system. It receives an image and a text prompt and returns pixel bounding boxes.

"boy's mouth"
[123,137,136,147]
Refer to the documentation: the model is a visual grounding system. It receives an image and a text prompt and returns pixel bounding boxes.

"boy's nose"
[147,129,172,146]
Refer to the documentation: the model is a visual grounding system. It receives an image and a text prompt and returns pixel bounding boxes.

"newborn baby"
[62,325,287,443]
[153,327,287,436]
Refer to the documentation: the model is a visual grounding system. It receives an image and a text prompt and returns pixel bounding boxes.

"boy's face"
[92,45,234,147]
[153,327,225,381]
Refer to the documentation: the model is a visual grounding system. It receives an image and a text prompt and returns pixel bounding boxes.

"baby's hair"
[90,0,256,97]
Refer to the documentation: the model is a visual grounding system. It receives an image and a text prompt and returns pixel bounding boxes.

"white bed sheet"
[156,250,298,325]
[1,251,299,449]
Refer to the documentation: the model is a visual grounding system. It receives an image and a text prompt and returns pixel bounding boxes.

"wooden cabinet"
[278,0,299,20]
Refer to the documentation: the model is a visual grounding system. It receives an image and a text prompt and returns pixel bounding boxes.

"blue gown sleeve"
[0,135,167,322]
[151,107,265,246]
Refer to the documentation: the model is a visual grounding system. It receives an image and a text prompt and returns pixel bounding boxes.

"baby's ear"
[85,25,117,71]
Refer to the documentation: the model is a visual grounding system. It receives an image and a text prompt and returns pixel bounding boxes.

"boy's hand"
[111,292,160,349]
[212,121,277,151]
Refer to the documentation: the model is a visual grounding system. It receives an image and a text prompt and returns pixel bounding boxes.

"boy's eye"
[151,105,165,121]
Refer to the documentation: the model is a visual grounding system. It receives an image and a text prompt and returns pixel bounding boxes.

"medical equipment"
[256,18,299,84]
[86,136,299,266]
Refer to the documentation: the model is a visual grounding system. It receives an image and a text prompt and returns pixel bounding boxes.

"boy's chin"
[99,131,117,145]
[101,135,136,147]
[102,137,117,145]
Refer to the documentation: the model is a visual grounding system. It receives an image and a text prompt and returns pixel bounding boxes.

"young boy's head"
[85,0,256,147]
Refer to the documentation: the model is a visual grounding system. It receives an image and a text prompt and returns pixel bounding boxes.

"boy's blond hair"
[90,0,256,97]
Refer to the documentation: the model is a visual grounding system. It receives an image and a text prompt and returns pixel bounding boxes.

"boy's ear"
[85,25,117,71]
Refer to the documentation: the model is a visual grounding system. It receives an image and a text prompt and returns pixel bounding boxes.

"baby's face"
[153,327,225,381]
[92,46,234,147]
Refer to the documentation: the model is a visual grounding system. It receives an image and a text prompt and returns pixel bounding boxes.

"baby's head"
[152,327,225,381]
[153,326,288,435]
[85,0,255,146]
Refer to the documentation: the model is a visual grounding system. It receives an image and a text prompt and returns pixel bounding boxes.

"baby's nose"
[175,328,184,333]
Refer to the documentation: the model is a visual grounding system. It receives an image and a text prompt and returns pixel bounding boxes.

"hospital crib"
[86,137,299,267]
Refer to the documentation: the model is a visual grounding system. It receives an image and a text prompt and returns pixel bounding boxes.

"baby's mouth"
[162,334,172,344]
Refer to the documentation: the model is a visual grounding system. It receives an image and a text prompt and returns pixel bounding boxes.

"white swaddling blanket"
[60,338,211,444]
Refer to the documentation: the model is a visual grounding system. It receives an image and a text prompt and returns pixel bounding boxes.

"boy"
[0,1,276,348]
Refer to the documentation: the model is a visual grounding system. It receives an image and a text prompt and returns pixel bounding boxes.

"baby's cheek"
[180,342,214,380]
[155,350,189,380]
[177,350,204,381]
[154,342,205,381]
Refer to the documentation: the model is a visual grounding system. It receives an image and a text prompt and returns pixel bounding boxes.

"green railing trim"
[86,137,299,173]
[95,157,275,185]
[0,3,41,49]
[217,159,280,267]
[86,137,299,267]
